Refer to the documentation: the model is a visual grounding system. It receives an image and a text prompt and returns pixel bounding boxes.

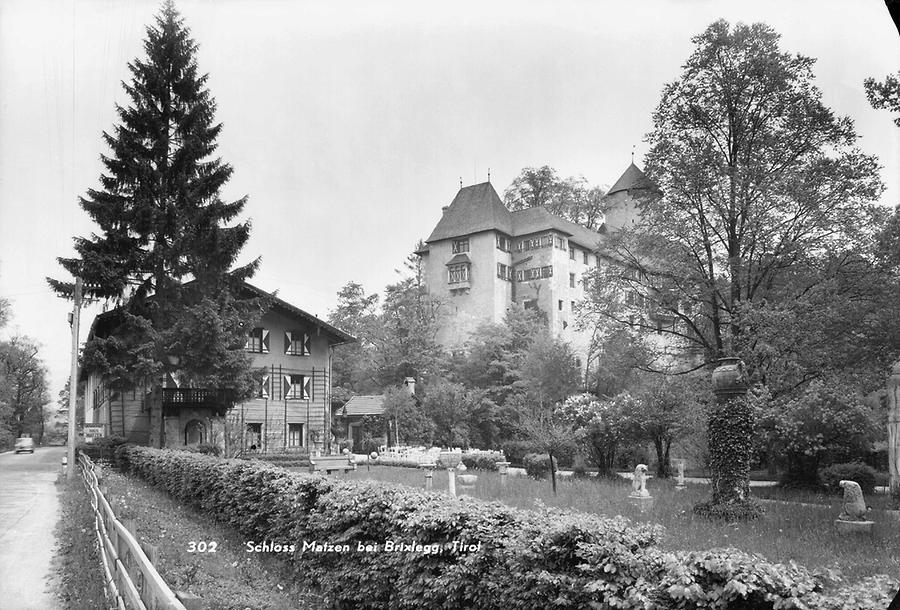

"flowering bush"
[113,445,897,609]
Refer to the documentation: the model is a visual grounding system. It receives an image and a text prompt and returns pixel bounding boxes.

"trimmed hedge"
[113,446,897,610]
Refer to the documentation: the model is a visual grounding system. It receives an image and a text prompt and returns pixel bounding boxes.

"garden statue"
[629,464,651,498]
[834,480,874,535]
[837,480,870,521]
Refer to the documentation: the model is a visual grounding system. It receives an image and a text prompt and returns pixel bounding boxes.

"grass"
[99,466,327,610]
[326,465,900,582]
[51,476,110,609]
[752,484,899,511]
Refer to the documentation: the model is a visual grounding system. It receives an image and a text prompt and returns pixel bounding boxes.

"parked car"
[14,437,35,454]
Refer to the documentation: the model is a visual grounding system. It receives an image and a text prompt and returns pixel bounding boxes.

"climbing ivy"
[694,395,763,520]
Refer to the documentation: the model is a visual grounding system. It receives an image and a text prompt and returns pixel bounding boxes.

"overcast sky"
[1,0,897,401]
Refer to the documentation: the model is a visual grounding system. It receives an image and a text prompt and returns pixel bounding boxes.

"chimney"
[403,377,416,395]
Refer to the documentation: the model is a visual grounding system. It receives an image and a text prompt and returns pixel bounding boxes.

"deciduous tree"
[587,20,889,394]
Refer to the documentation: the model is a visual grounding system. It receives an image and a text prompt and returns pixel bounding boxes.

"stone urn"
[711,357,749,397]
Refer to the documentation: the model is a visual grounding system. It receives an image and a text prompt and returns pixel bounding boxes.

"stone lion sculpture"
[630,464,651,498]
[837,480,870,521]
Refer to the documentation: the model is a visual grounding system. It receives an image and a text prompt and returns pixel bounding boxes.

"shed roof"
[341,395,386,417]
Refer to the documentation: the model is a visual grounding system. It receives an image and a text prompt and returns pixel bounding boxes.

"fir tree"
[48,1,265,395]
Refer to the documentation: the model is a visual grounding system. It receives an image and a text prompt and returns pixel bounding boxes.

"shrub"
[112,445,898,610]
[523,453,556,479]
[460,451,504,471]
[184,442,221,456]
[819,462,878,495]
[77,435,128,464]
[763,381,879,487]
[500,439,538,466]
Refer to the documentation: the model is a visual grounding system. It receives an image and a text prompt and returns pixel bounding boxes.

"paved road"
[0,445,65,609]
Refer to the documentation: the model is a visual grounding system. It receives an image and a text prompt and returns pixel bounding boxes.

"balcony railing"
[161,388,235,416]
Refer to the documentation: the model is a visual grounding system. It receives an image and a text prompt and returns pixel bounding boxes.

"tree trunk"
[548,450,558,495]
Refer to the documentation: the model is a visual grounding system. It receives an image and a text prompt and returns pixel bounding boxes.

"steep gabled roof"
[85,280,356,348]
[606,162,661,197]
[425,182,513,243]
[511,207,603,251]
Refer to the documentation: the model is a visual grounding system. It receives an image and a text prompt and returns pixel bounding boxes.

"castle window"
[452,238,470,254]
[555,236,567,250]
[569,247,576,260]
[569,273,576,288]
[497,263,511,281]
[558,300,563,311]
[448,263,470,284]
[583,251,589,265]
[496,234,511,252]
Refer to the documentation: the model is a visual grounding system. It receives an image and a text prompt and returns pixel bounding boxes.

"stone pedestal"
[497,461,510,488]
[629,495,654,513]
[834,519,875,535]
[675,458,686,490]
[421,463,436,491]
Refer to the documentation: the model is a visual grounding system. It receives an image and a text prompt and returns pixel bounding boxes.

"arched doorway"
[185,419,205,445]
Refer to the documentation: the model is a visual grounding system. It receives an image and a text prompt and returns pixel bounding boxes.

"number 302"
[187,541,218,553]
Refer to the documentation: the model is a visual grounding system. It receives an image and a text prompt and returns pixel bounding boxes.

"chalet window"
[246,423,262,450]
[595,255,601,267]
[569,273,576,288]
[285,331,310,356]
[555,236,567,250]
[583,251,589,265]
[288,423,304,447]
[283,374,311,400]
[496,234,511,252]
[497,263,511,280]
[448,263,469,284]
[571,300,576,311]
[515,269,524,281]
[256,374,270,399]
[558,300,563,311]
[452,238,470,254]
[569,247,576,260]
[246,327,269,353]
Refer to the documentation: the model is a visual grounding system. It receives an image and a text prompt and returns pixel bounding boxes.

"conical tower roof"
[606,162,661,197]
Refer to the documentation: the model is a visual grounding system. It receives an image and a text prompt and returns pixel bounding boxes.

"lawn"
[99,466,327,610]
[325,464,900,582]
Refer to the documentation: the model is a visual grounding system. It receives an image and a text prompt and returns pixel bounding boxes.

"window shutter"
[303,376,311,400]
[261,374,270,399]
[262,329,270,353]
[303,333,311,355]
[284,331,292,354]
[283,375,292,399]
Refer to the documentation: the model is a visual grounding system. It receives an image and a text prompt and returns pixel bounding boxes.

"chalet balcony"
[161,388,236,416]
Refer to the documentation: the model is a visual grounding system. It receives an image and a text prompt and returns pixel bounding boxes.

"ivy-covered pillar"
[694,357,762,520]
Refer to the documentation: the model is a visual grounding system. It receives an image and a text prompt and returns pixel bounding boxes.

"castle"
[416,162,661,370]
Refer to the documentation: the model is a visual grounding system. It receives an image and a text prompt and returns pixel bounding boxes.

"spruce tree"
[48,1,265,395]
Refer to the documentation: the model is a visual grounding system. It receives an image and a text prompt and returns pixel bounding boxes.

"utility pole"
[66,278,82,481]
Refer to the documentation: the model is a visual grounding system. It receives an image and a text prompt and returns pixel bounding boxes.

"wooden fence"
[78,452,188,610]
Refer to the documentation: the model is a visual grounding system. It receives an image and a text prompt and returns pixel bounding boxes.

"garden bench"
[309,455,356,474]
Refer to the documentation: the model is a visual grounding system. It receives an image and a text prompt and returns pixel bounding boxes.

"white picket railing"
[78,452,187,610]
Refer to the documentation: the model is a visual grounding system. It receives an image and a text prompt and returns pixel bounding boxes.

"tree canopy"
[585,20,895,395]
[503,166,607,231]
